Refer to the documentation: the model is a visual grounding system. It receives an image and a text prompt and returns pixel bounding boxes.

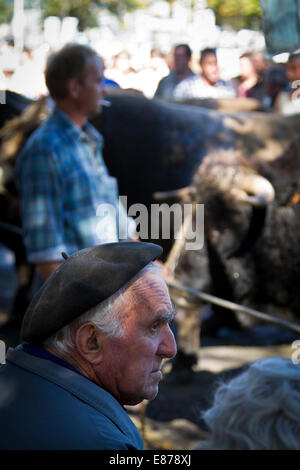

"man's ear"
[67,77,82,100]
[74,322,103,365]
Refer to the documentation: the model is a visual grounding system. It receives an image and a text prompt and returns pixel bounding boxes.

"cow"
[94,92,300,206]
[158,142,300,374]
[0,90,32,128]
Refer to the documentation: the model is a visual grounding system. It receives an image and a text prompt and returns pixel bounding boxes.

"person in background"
[263,64,289,111]
[104,77,120,89]
[0,38,18,90]
[196,356,300,450]
[154,44,195,100]
[251,50,269,80]
[15,43,136,283]
[173,48,236,100]
[135,47,170,98]
[9,47,47,99]
[104,50,138,90]
[275,50,300,115]
[236,52,264,101]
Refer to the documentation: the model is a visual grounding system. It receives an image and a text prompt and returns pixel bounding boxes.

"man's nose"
[158,325,177,359]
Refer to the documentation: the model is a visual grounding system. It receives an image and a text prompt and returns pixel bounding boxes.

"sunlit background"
[0,0,266,99]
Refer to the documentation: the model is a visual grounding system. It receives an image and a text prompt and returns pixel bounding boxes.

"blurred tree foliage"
[165,0,176,16]
[0,0,13,23]
[206,0,262,29]
[40,0,149,30]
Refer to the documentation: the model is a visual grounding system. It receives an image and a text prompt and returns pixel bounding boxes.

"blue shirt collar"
[24,343,86,378]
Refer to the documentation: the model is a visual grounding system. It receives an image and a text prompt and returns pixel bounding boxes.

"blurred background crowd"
[0,0,298,114]
[0,33,297,115]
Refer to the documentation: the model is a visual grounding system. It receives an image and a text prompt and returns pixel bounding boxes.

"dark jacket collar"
[6,345,143,449]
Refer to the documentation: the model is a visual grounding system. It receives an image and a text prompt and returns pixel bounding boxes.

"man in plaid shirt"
[15,44,136,281]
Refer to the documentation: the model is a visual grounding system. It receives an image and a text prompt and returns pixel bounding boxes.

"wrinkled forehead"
[128,268,171,309]
[118,271,175,330]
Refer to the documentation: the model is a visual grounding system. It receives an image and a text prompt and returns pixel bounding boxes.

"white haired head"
[43,261,161,357]
[198,357,300,450]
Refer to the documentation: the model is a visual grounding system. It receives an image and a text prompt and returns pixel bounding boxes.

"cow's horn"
[153,186,193,201]
[231,174,275,206]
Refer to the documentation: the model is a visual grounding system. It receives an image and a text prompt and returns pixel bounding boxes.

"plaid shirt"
[15,107,136,263]
[174,75,236,100]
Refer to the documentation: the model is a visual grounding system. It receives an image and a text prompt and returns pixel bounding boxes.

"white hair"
[43,261,161,356]
[197,357,300,450]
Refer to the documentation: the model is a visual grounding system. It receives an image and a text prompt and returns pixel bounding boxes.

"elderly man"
[15,43,136,283]
[0,241,177,449]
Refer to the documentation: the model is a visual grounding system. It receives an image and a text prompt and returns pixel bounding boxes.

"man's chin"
[123,387,159,406]
[145,383,160,401]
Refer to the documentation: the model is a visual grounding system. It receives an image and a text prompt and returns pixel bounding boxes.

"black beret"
[21,241,163,344]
